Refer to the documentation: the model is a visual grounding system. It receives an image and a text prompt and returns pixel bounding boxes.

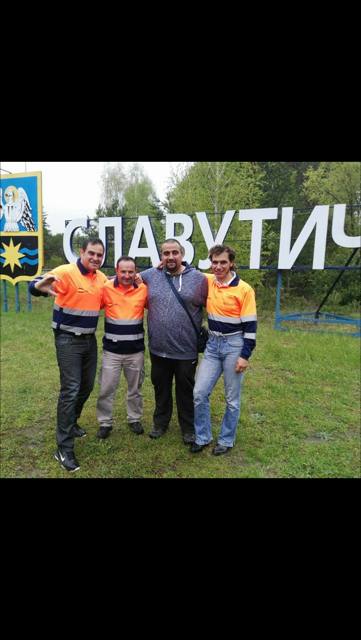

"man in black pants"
[141,239,208,445]
[29,239,107,472]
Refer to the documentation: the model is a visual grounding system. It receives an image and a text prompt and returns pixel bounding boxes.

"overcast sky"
[0,161,181,234]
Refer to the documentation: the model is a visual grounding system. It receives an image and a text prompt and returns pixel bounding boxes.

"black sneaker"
[183,433,196,445]
[212,444,231,456]
[149,427,167,439]
[97,427,112,439]
[54,449,80,472]
[190,442,210,453]
[72,424,87,438]
[129,422,144,435]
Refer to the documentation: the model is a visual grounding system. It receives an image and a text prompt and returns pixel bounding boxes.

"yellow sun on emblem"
[1,238,25,272]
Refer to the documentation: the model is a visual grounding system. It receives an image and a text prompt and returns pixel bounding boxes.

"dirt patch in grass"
[305,432,335,443]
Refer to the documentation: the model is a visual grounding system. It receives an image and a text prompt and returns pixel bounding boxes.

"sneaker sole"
[62,464,80,472]
[54,453,80,472]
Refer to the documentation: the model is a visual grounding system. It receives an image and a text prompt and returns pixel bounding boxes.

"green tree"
[255,162,325,298]
[122,163,165,265]
[167,162,264,213]
[95,163,165,270]
[301,162,361,306]
[303,161,361,231]
[257,162,321,208]
[100,162,127,209]
[44,233,65,269]
[42,210,64,269]
[165,162,265,288]
[256,162,322,272]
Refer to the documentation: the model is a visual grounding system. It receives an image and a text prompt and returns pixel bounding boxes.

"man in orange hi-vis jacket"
[96,256,148,440]
[190,245,257,457]
[29,238,107,472]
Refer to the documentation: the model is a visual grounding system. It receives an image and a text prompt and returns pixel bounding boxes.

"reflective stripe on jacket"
[30,260,107,335]
[102,278,148,354]
[205,273,257,360]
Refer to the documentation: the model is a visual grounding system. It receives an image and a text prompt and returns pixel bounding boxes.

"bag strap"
[164,273,200,338]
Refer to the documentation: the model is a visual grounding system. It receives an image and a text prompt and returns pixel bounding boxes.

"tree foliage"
[95,163,164,268]
[298,162,361,305]
[303,162,361,207]
[43,210,64,269]
[258,161,320,208]
[166,162,264,213]
[165,161,360,306]
[303,162,361,237]
[165,162,265,287]
[40,161,360,307]
[100,162,128,210]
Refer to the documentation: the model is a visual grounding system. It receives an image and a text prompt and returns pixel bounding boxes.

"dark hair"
[81,238,105,252]
[161,238,185,255]
[116,256,136,269]
[208,244,236,263]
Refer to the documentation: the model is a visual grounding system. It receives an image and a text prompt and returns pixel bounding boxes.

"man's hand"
[35,274,60,297]
[235,357,249,374]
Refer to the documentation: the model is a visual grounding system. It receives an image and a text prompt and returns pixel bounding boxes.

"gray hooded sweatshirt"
[141,263,208,360]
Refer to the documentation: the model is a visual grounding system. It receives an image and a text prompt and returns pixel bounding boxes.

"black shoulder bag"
[165,274,209,353]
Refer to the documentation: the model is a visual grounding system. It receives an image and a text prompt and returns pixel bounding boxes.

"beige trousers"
[96,349,145,428]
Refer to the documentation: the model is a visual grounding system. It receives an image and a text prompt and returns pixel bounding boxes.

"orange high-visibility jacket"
[48,261,108,334]
[205,273,257,360]
[101,278,148,354]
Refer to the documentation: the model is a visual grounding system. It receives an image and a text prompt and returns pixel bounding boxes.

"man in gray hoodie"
[141,239,208,444]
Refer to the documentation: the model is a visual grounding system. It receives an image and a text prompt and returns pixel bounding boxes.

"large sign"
[63,205,360,270]
[0,172,43,284]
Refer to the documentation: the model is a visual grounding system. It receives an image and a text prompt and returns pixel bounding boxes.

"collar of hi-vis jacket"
[113,276,139,289]
[207,272,254,330]
[103,280,145,345]
[213,271,239,288]
[77,257,98,277]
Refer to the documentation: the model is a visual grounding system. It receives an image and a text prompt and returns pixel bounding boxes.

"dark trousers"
[54,332,98,451]
[150,353,198,436]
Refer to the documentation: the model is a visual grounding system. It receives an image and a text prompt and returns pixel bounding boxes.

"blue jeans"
[193,334,244,447]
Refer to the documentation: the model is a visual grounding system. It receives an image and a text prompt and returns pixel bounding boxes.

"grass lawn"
[1,289,360,478]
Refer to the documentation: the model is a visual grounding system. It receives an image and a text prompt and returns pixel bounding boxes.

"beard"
[165,261,179,272]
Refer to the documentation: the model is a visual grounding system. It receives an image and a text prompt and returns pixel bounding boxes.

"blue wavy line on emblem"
[0,257,5,263]
[20,248,39,256]
[19,258,39,265]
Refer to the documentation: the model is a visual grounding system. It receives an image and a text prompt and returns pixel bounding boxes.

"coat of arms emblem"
[0,172,43,285]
